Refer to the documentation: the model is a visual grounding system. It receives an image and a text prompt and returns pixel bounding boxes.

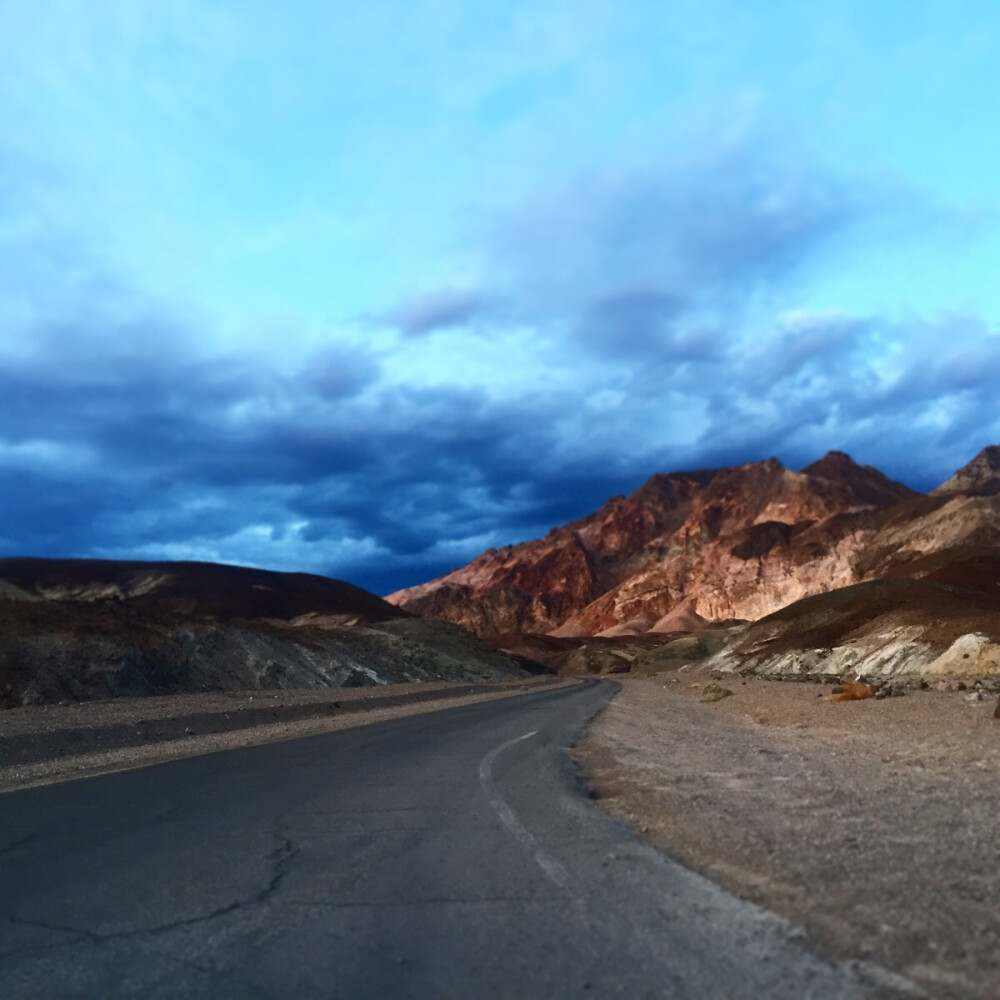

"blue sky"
[2,0,1000,593]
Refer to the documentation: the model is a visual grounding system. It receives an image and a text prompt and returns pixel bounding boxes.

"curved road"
[1,680,879,998]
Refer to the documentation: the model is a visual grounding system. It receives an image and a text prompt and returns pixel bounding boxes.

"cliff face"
[388,451,923,636]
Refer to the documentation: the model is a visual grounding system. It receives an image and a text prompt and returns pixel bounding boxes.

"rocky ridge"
[933,443,1000,495]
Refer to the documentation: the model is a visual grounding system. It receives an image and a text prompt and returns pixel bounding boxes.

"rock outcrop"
[388,451,920,636]
[706,573,1000,685]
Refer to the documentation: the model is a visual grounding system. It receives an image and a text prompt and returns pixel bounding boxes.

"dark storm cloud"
[1,296,649,590]
[0,467,127,555]
[299,346,381,400]
[281,383,609,542]
[4,133,999,595]
[0,320,383,486]
[7,295,998,593]
[0,304,396,571]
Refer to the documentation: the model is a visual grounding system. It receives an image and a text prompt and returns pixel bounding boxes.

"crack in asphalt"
[0,916,103,955]
[0,832,36,856]
[1,830,299,958]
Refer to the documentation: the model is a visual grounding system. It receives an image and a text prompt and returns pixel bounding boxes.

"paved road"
[1,680,883,998]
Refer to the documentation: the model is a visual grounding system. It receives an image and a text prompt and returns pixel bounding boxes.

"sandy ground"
[0,677,567,792]
[574,669,1000,1000]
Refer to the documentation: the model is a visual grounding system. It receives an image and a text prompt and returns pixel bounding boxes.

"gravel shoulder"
[574,669,1000,1000]
[0,677,567,792]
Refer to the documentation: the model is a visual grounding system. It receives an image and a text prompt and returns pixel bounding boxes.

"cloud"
[4,125,999,594]
[684,310,1000,489]
[0,290,669,590]
[6,290,999,593]
[298,346,381,400]
[383,288,493,336]
[0,276,632,589]
[490,139,870,321]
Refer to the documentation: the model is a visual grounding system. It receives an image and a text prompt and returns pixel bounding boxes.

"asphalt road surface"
[1,679,900,998]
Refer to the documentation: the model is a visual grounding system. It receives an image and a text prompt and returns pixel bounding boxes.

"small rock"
[699,682,734,703]
[994,697,1000,720]
[829,681,873,702]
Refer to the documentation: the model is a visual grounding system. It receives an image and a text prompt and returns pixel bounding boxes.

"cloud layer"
[2,132,998,594]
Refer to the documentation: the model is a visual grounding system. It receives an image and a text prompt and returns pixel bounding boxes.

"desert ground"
[575,671,1000,1000]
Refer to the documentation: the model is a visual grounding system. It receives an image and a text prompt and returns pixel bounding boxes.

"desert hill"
[708,560,1000,684]
[0,557,404,624]
[0,559,538,707]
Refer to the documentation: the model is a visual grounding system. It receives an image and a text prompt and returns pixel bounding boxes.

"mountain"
[388,451,919,636]
[933,444,1000,496]
[0,559,538,707]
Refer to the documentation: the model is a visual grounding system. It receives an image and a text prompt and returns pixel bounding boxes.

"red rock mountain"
[387,451,922,636]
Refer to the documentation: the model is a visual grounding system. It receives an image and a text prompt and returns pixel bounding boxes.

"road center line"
[478,730,572,890]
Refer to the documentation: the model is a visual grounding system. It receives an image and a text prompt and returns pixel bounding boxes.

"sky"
[3,0,1000,594]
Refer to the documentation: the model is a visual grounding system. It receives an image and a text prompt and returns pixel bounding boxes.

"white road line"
[478,731,572,890]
